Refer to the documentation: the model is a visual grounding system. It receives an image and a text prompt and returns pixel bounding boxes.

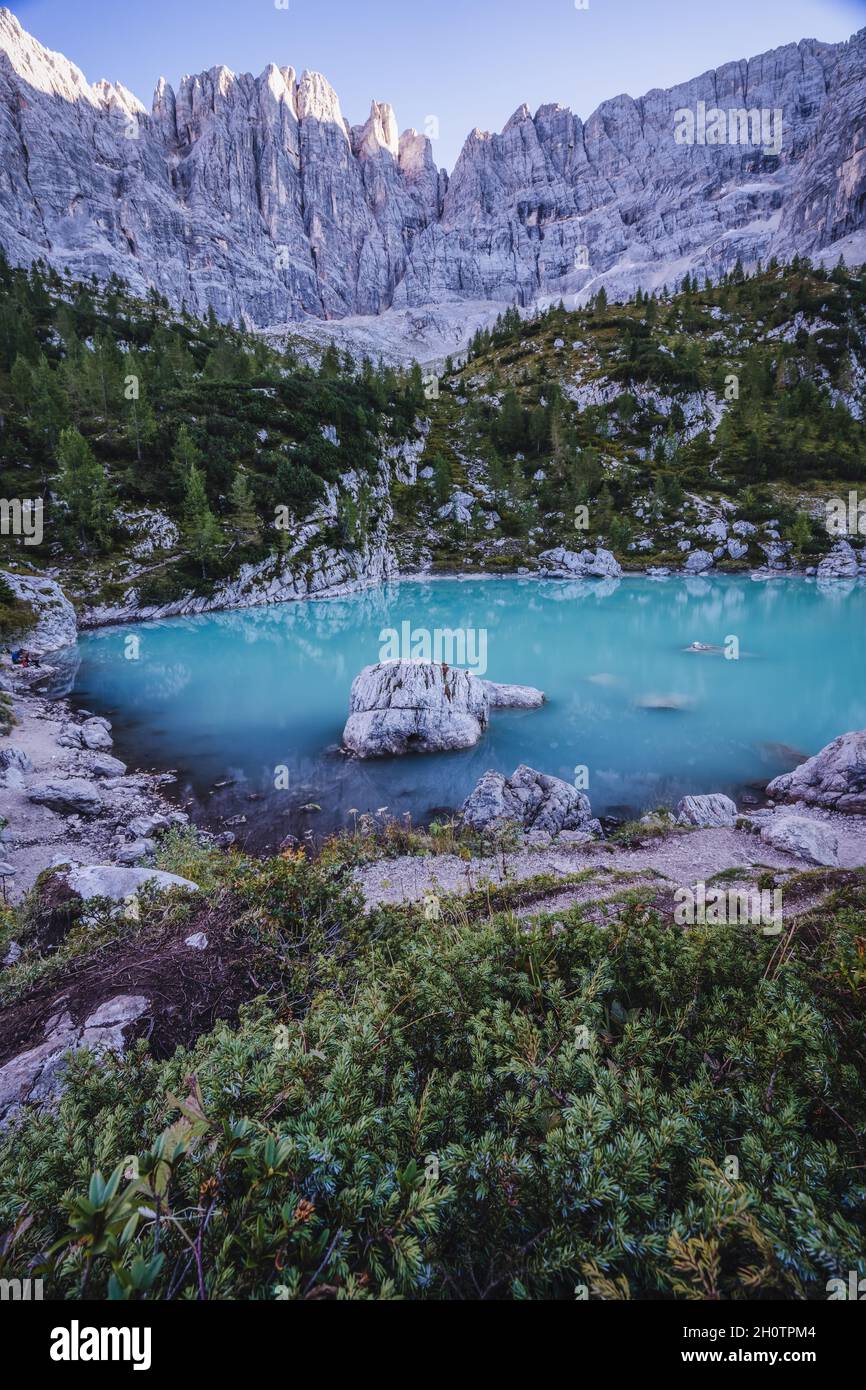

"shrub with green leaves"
[0,858,863,1300]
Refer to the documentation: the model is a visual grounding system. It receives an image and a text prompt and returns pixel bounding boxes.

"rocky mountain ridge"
[1,8,865,359]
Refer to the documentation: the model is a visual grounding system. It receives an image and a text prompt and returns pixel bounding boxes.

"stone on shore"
[538,546,622,579]
[86,752,127,778]
[675,794,738,827]
[80,718,113,750]
[760,815,839,866]
[27,778,103,816]
[766,729,866,814]
[461,764,601,837]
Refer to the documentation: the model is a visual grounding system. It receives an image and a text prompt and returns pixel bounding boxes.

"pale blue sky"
[12,0,866,168]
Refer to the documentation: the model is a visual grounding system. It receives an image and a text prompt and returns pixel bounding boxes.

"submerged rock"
[461,764,601,837]
[482,680,545,709]
[766,728,866,814]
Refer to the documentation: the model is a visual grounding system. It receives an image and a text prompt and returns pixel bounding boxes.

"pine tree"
[182,463,222,578]
[227,470,260,547]
[55,426,112,551]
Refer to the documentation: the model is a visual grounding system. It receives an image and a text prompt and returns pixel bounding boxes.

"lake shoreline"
[4,568,864,902]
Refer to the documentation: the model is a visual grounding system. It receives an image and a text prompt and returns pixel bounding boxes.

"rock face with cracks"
[461,764,602,837]
[767,729,866,814]
[0,8,864,359]
[675,794,738,827]
[342,661,543,756]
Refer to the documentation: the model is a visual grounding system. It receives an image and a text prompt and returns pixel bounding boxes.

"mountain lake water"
[59,574,866,852]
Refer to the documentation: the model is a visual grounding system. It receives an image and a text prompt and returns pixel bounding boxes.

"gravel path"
[354,817,866,909]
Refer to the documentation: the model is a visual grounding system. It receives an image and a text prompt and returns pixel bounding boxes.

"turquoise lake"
[65,575,866,851]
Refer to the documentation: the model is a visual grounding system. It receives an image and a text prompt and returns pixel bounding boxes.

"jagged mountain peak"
[0,8,864,359]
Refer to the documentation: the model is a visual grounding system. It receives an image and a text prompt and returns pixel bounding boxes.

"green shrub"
[1,863,863,1301]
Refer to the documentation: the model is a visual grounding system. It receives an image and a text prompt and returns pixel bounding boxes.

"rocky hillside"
[0,255,427,623]
[391,257,866,577]
[0,8,865,361]
[2,256,865,620]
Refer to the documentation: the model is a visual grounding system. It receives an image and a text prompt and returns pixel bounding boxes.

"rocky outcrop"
[760,815,839,866]
[766,729,866,813]
[0,995,150,1125]
[1,10,863,354]
[0,570,76,652]
[675,794,738,827]
[342,660,544,756]
[817,539,860,581]
[461,764,601,837]
[538,547,622,579]
[81,427,428,627]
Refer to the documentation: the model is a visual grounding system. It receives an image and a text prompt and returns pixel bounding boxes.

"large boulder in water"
[766,729,866,814]
[343,660,488,756]
[342,661,544,757]
[461,764,601,837]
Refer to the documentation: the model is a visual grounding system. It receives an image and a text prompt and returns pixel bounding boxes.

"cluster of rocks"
[537,547,623,579]
[0,664,193,901]
[675,516,790,574]
[815,538,864,584]
[671,789,841,866]
[460,764,601,842]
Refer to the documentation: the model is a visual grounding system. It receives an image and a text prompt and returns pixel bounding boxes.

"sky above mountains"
[12,0,866,168]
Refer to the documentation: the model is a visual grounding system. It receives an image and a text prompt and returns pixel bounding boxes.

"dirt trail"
[354,820,866,910]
